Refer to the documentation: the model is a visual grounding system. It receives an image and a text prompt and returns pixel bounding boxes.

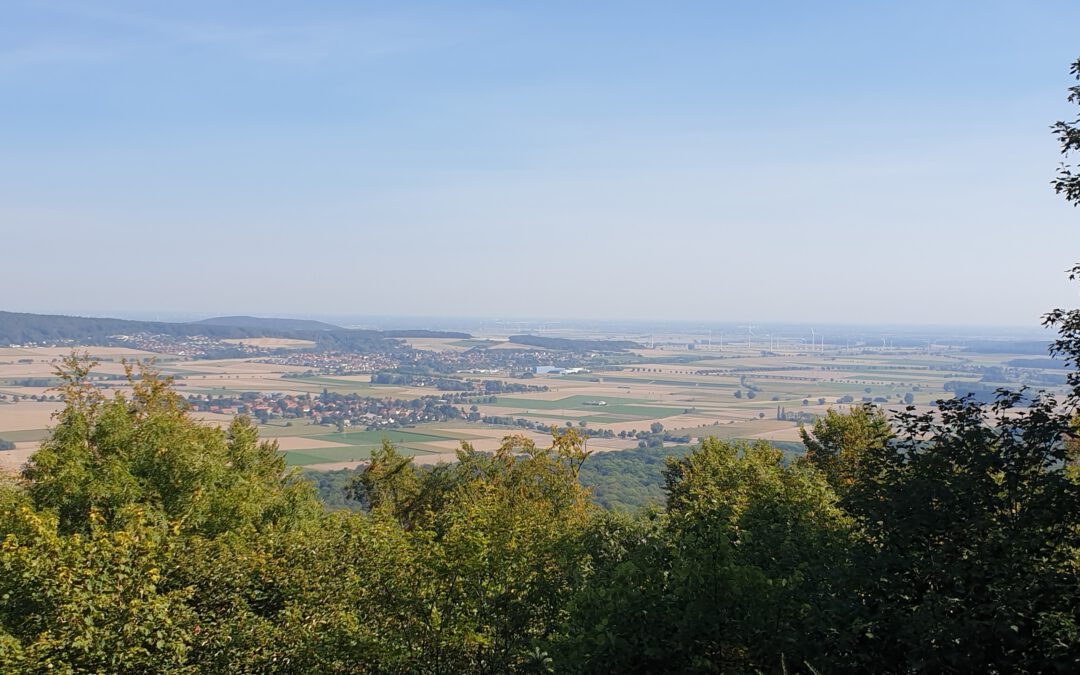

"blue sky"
[2,1,1078,326]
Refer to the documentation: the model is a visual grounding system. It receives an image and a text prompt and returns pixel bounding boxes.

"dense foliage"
[575,444,693,510]
[306,441,803,514]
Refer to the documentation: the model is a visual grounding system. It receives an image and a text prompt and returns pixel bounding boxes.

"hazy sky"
[2,1,1079,326]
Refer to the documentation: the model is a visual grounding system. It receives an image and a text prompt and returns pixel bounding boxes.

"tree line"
[0,310,468,350]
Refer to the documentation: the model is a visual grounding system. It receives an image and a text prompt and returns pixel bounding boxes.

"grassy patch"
[489,394,648,410]
[450,339,499,348]
[520,411,642,424]
[0,428,50,442]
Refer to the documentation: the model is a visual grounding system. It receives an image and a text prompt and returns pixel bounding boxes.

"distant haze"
[2,1,1079,326]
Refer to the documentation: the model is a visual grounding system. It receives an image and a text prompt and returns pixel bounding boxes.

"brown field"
[748,426,806,442]
[0,402,60,432]
[169,359,310,375]
[428,427,553,446]
[319,374,373,382]
[190,412,242,427]
[0,346,159,360]
[0,361,133,378]
[676,418,800,441]
[402,337,473,352]
[177,376,301,391]
[272,436,355,451]
[0,442,39,472]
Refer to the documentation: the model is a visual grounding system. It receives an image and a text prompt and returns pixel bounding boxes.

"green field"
[0,429,50,442]
[517,411,642,424]
[450,339,499,348]
[488,394,646,410]
[256,420,330,437]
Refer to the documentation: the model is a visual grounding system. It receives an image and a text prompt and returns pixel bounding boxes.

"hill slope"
[193,316,342,331]
[0,311,470,346]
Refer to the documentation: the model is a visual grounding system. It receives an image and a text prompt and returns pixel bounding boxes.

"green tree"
[23,356,319,537]
[559,439,858,672]
[345,430,595,672]
[799,405,893,498]
[838,389,1080,671]
[1052,57,1080,205]
[1,356,324,671]
[0,503,196,672]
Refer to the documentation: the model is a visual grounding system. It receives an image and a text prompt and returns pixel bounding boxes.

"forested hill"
[0,310,470,345]
[0,311,271,343]
[192,315,343,331]
[508,334,643,351]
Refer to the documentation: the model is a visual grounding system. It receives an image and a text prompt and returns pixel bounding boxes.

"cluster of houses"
[109,333,263,359]
[185,390,467,430]
[409,346,600,376]
[262,350,399,375]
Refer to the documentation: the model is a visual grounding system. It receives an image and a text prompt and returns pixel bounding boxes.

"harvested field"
[190,412,242,428]
[273,436,355,451]
[0,347,158,360]
[747,426,805,442]
[0,402,60,432]
[402,338,474,352]
[0,442,38,472]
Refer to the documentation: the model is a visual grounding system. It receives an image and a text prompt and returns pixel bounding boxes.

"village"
[184,389,475,431]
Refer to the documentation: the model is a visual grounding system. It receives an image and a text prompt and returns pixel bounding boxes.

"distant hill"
[193,316,342,331]
[508,335,643,352]
[0,311,470,347]
[0,311,267,344]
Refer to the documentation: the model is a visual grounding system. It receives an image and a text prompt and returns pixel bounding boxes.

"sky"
[2,0,1079,327]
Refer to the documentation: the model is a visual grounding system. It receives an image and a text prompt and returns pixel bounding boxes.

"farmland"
[0,335,1065,473]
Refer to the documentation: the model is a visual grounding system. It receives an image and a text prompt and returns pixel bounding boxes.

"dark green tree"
[1052,58,1080,205]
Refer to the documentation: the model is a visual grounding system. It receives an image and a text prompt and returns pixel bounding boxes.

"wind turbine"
[810,328,816,353]
[738,324,755,350]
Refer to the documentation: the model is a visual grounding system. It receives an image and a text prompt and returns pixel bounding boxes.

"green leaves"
[1051,57,1080,206]
[0,504,196,672]
[24,358,321,538]
[558,439,859,673]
